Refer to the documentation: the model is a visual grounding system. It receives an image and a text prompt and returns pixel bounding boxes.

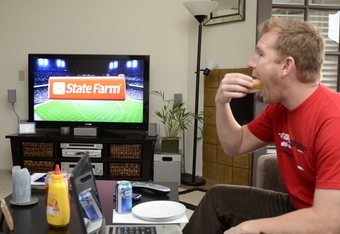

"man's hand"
[215,73,253,105]
[224,222,265,234]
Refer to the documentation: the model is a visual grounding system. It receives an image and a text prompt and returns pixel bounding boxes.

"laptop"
[70,152,182,234]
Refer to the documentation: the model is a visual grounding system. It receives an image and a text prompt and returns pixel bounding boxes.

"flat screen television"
[28,54,150,132]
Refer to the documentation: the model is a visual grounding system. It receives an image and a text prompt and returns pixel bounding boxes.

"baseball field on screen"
[34,99,143,122]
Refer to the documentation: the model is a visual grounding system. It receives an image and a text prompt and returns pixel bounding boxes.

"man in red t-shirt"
[183,17,340,234]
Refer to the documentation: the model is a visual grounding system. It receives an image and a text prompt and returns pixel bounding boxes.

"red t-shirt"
[248,85,340,209]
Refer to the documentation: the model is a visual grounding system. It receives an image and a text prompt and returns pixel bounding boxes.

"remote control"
[131,182,171,194]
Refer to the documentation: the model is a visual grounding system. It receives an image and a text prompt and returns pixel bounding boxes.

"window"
[258,0,340,91]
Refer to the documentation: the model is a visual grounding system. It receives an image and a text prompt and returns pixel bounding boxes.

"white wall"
[0,0,257,175]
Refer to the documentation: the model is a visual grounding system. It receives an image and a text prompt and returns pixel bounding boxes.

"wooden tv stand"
[6,131,158,181]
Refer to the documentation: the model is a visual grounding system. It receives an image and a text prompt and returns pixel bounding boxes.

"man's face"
[247,31,284,104]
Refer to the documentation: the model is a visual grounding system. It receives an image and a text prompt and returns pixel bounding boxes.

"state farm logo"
[53,82,66,95]
[48,77,126,100]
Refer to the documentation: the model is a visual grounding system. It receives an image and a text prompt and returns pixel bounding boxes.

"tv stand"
[6,131,158,181]
[98,130,125,138]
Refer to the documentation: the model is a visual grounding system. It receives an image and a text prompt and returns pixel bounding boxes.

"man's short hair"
[259,17,325,83]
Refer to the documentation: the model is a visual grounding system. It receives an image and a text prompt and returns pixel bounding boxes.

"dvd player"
[61,162,103,176]
[62,149,101,158]
[60,143,103,149]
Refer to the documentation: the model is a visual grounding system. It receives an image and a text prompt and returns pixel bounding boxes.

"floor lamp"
[181,0,219,186]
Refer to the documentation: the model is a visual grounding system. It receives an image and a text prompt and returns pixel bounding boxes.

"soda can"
[79,188,103,221]
[115,180,132,214]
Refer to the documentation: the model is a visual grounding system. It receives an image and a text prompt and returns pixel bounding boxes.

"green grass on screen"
[34,99,143,122]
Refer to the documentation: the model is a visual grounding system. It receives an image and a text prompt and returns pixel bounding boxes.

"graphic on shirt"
[278,132,308,155]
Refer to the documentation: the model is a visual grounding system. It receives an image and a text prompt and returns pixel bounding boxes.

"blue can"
[79,188,103,221]
[115,180,132,214]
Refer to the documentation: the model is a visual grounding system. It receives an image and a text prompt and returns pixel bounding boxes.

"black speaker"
[174,93,182,102]
[148,123,159,136]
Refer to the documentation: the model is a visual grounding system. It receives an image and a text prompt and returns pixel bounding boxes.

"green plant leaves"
[151,90,204,138]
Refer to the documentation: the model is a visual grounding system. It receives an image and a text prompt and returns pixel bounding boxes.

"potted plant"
[151,90,204,153]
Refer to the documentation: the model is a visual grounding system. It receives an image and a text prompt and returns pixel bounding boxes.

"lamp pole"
[193,21,205,185]
[181,20,206,186]
[182,0,219,186]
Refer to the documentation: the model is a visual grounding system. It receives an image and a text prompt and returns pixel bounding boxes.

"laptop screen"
[70,153,106,234]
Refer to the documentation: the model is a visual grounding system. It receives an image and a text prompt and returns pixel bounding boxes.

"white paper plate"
[132,200,186,221]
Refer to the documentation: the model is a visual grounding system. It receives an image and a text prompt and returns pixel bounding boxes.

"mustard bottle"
[46,165,70,227]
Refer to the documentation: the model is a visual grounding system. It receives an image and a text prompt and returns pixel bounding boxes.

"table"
[0,181,178,234]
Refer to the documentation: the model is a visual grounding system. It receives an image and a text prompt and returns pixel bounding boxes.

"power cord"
[11,102,20,123]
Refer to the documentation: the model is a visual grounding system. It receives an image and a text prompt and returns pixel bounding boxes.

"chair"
[256,154,287,193]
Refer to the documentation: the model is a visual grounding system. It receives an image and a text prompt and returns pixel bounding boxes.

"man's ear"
[281,56,295,77]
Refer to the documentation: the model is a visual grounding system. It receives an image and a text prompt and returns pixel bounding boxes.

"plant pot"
[161,138,179,153]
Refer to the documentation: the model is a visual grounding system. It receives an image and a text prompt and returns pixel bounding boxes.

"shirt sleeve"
[247,104,276,143]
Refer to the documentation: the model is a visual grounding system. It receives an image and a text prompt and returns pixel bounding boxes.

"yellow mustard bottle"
[46,165,70,227]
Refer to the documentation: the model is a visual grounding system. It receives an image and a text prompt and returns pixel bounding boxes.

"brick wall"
[203,68,254,185]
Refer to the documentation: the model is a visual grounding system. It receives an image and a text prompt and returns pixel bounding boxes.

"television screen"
[28,54,150,131]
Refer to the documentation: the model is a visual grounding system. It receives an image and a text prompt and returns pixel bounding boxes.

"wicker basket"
[22,142,54,157]
[109,144,142,159]
[109,163,141,177]
[24,160,54,173]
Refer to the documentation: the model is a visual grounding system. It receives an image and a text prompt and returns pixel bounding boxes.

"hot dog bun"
[249,79,262,93]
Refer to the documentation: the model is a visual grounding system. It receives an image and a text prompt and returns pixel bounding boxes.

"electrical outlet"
[18,70,25,81]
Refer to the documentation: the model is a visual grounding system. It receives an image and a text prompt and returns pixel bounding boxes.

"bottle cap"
[53,165,62,175]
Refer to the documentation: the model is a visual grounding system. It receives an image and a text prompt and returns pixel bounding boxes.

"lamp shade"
[205,59,219,71]
[183,0,219,18]
[203,59,219,76]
